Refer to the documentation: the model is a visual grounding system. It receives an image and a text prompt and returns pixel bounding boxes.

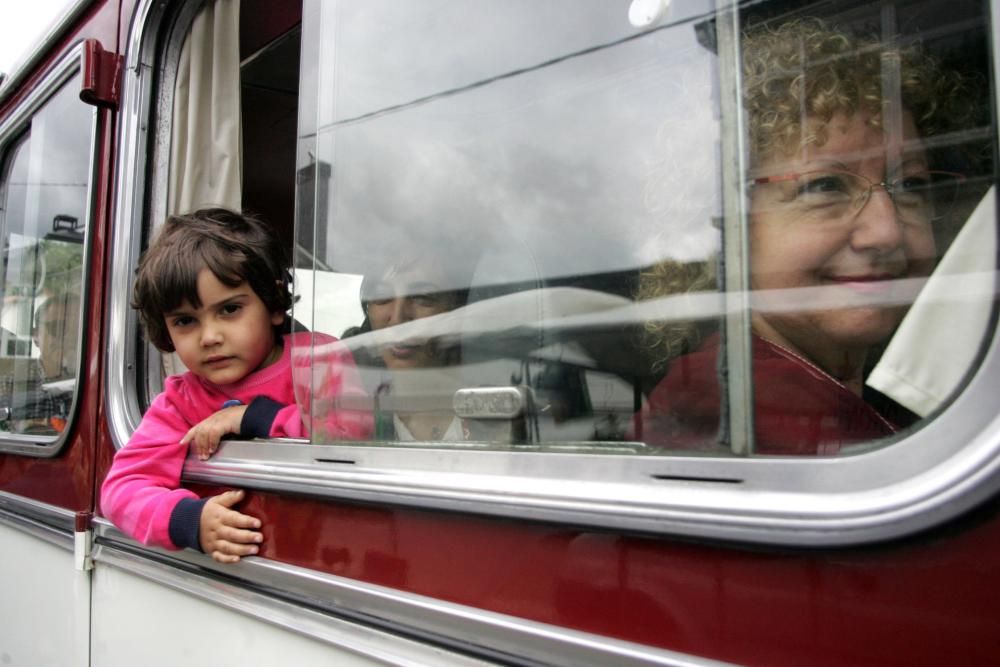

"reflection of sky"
[306,1,721,285]
[3,75,92,243]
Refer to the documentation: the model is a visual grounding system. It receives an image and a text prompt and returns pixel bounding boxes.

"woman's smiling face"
[748,111,937,376]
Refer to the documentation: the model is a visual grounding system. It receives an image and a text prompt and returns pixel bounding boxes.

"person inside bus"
[101,209,370,563]
[346,247,472,441]
[635,18,976,455]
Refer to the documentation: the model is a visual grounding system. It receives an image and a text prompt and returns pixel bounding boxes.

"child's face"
[165,268,285,385]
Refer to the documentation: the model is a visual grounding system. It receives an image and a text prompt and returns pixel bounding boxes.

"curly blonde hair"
[637,259,717,370]
[638,18,973,369]
[744,18,970,165]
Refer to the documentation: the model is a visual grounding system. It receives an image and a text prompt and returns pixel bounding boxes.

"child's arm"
[236,336,373,441]
[181,404,248,460]
[180,392,320,458]
[100,388,203,548]
[180,397,308,457]
[176,334,374,457]
[290,334,374,442]
[100,384,263,557]
[198,489,263,563]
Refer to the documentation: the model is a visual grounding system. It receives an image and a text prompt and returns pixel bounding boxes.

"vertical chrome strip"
[715,4,754,455]
[106,0,204,449]
[104,0,157,447]
[992,0,1000,142]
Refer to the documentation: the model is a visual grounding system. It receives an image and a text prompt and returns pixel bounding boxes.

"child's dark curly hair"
[132,208,292,352]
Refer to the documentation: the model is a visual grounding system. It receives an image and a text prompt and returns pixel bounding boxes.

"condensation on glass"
[293,0,997,456]
[0,76,90,437]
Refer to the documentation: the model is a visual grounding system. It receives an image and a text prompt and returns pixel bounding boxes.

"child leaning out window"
[101,208,371,563]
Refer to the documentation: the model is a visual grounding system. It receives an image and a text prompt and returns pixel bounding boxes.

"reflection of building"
[0,303,34,357]
[295,160,330,266]
[1,236,44,359]
[0,215,84,360]
[0,213,83,434]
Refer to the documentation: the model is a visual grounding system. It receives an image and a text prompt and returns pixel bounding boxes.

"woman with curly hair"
[637,18,974,454]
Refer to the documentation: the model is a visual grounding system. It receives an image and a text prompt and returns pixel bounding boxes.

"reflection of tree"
[0,229,83,434]
[39,238,84,297]
[0,229,84,364]
[0,233,83,301]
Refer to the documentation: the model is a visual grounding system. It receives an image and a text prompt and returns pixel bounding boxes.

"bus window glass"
[296,0,720,448]
[640,3,996,456]
[295,0,996,455]
[0,76,90,437]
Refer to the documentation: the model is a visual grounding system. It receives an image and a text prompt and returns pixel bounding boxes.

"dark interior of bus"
[238,0,301,251]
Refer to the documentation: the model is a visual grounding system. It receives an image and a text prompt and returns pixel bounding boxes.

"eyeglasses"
[750,169,965,224]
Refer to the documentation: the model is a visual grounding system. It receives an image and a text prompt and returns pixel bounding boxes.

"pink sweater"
[100,332,371,550]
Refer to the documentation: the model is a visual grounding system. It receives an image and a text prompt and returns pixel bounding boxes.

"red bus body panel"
[0,0,119,513]
[203,488,999,666]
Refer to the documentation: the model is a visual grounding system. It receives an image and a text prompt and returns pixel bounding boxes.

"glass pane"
[298,0,720,449]
[296,0,997,456]
[0,76,90,437]
[643,2,996,456]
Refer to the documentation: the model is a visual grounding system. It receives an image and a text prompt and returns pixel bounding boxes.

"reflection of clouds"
[323,132,496,278]
[3,77,92,239]
[325,1,649,123]
[640,67,721,265]
[314,2,722,283]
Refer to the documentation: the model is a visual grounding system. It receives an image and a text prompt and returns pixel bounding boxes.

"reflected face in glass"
[165,268,285,385]
[748,111,937,374]
[367,263,460,370]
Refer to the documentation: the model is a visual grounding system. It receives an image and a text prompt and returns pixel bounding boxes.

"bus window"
[106,0,1000,547]
[295,0,995,456]
[296,0,720,448]
[0,74,91,442]
[636,11,996,456]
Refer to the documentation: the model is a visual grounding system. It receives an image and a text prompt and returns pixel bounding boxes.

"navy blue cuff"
[169,497,209,551]
[240,396,284,439]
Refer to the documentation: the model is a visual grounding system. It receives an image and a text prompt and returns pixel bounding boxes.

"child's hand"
[182,405,248,460]
[199,489,263,563]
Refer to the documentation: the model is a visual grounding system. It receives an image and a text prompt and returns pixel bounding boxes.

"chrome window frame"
[106,0,204,443]
[0,42,98,458]
[107,0,1000,551]
[0,489,77,546]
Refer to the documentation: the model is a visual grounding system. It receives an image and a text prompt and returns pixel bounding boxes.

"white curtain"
[164,0,242,376]
[867,187,997,416]
[168,0,242,214]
